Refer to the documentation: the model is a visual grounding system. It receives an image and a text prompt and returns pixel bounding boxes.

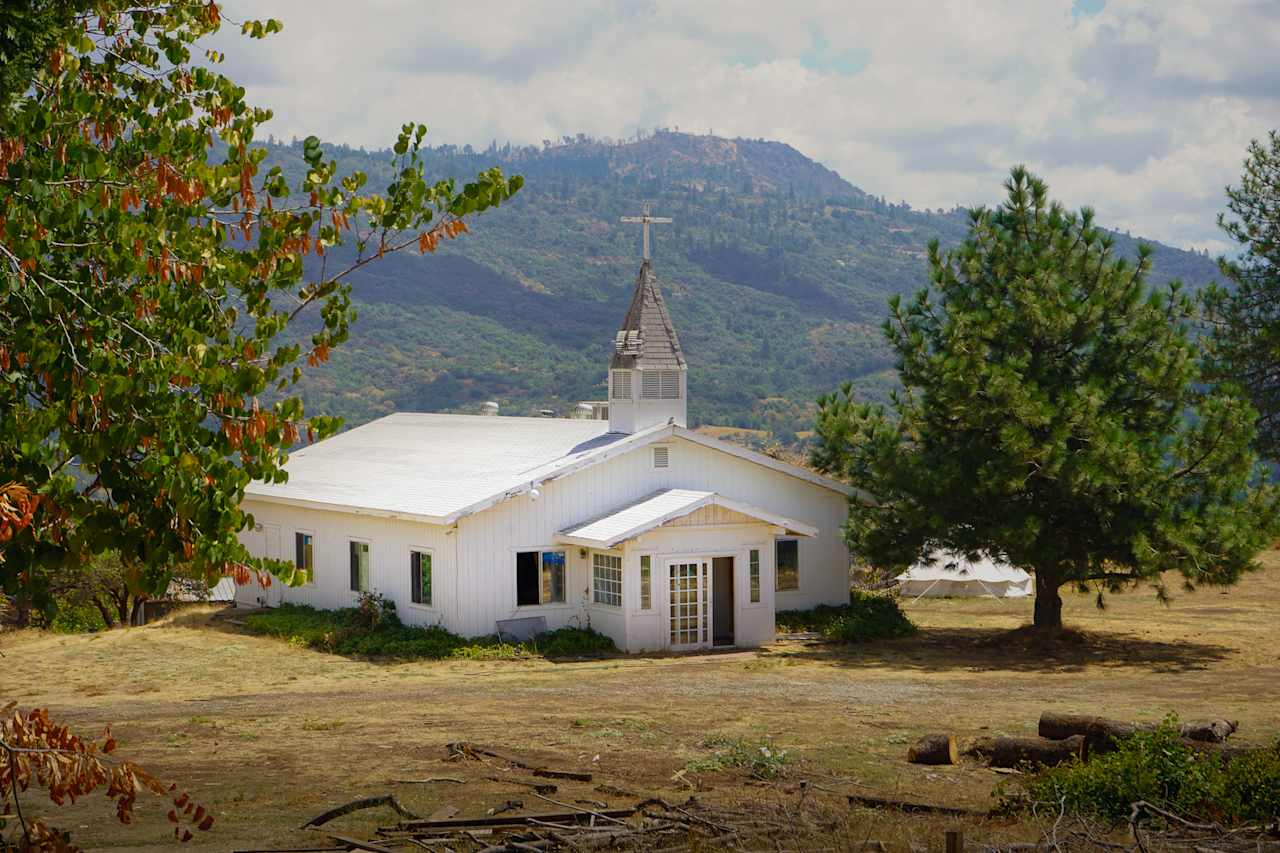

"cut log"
[989,735,1084,768]
[1041,712,1237,749]
[1179,719,1238,743]
[1038,712,1111,740]
[962,737,996,760]
[1082,720,1151,759]
[907,734,958,766]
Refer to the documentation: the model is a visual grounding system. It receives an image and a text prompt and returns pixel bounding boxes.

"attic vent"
[652,445,670,469]
[640,370,681,400]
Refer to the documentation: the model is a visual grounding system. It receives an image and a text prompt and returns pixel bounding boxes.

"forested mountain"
[263,131,1219,442]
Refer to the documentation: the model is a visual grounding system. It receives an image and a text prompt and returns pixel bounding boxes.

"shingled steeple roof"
[610,261,686,370]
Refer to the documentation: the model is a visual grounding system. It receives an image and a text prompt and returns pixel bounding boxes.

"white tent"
[895,550,1033,599]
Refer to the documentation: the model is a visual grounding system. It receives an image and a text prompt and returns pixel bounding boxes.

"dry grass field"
[5,554,1280,851]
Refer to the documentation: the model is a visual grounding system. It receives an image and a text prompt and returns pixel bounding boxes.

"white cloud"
[214,0,1278,252]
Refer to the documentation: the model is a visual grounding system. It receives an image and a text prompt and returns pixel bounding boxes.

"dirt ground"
[4,555,1280,851]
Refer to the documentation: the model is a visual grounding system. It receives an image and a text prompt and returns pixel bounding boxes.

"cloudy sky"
[216,0,1279,253]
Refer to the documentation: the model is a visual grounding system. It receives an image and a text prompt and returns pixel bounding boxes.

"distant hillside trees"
[0,0,520,627]
[1204,131,1280,459]
[812,167,1277,633]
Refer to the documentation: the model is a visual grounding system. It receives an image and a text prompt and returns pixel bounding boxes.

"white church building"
[235,245,856,652]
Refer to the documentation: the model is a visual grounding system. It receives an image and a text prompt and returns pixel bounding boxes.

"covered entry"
[557,488,818,653]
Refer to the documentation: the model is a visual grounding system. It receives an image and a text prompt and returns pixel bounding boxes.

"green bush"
[685,736,791,780]
[1003,718,1280,825]
[776,588,915,642]
[242,603,617,660]
[48,598,107,633]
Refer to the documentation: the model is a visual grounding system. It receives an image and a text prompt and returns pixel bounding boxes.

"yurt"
[895,549,1033,599]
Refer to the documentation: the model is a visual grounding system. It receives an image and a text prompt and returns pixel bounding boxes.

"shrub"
[685,736,791,780]
[1002,718,1280,825]
[242,603,617,660]
[48,598,108,633]
[533,626,619,657]
[776,588,915,642]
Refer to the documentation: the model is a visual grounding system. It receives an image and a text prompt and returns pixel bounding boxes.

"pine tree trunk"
[1033,571,1063,631]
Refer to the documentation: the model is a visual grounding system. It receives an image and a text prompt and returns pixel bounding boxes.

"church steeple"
[607,258,687,433]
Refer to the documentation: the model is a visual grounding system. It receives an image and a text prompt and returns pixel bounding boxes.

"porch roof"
[556,488,818,549]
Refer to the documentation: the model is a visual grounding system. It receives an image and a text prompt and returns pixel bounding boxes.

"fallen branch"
[845,793,982,817]
[389,776,466,785]
[300,795,419,829]
[389,807,636,831]
[446,742,592,782]
[486,774,557,794]
[530,792,629,826]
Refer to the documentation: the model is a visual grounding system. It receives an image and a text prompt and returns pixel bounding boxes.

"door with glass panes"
[667,559,709,650]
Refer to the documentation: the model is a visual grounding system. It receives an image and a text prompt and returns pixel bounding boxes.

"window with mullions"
[749,548,761,603]
[592,553,622,607]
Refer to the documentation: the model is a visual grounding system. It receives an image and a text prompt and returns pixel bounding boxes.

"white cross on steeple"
[620,202,672,261]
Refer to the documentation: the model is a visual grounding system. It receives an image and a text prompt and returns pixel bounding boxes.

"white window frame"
[408,546,435,610]
[635,553,654,613]
[294,529,317,586]
[774,537,800,593]
[592,551,623,609]
[514,547,569,609]
[747,546,763,606]
[610,370,632,401]
[348,537,372,595]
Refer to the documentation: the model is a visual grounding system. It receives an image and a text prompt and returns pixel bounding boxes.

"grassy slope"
[4,554,1278,850]
[259,132,1221,441]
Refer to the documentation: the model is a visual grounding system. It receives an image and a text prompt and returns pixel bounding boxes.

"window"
[294,532,314,580]
[610,370,632,400]
[652,445,670,469]
[749,548,761,603]
[639,555,652,611]
[349,541,370,592]
[640,370,681,400]
[592,553,622,607]
[775,539,799,592]
[410,550,432,606]
[516,550,565,606]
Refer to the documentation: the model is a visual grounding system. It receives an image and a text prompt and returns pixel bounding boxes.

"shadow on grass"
[767,625,1234,675]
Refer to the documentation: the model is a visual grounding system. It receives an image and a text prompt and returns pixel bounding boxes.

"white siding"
[236,434,851,652]
[237,501,455,629]
[452,435,850,647]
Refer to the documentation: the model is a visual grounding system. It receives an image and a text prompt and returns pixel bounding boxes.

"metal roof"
[557,489,818,549]
[244,415,858,525]
[610,261,686,370]
[244,413,622,523]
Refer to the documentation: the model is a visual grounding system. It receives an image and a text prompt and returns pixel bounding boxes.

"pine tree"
[1203,131,1280,458]
[812,167,1276,632]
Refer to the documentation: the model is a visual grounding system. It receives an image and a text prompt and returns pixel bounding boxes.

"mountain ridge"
[264,130,1220,444]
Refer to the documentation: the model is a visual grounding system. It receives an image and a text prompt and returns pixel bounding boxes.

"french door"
[668,560,709,651]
